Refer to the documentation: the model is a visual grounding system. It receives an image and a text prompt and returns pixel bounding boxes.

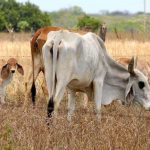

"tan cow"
[116,57,150,78]
[99,23,107,42]
[25,26,87,107]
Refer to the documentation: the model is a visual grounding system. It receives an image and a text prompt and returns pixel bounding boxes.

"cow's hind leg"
[67,89,76,121]
[54,84,66,117]
[47,97,54,118]
[82,87,93,109]
[24,66,41,109]
[47,82,66,118]
[82,93,88,109]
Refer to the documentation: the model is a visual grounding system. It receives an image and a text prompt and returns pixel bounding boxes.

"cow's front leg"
[67,89,76,121]
[93,74,105,120]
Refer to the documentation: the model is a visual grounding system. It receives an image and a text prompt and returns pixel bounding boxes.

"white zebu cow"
[42,30,150,120]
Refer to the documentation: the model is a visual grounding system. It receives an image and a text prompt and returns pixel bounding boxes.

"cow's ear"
[128,56,137,75]
[125,79,134,105]
[1,64,9,79]
[17,63,24,75]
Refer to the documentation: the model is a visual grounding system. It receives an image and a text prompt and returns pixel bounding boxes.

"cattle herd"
[1,26,150,121]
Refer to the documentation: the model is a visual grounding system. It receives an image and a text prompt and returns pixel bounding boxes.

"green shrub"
[77,15,100,32]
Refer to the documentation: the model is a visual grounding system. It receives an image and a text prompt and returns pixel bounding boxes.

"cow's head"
[1,58,24,80]
[99,23,107,42]
[125,57,150,110]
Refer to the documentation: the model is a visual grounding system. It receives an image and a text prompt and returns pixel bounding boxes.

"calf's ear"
[1,64,9,79]
[17,63,24,75]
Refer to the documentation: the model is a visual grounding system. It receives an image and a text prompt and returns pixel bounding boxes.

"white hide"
[43,30,150,120]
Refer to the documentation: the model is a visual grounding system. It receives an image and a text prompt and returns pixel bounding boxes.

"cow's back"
[45,31,106,90]
[36,27,63,52]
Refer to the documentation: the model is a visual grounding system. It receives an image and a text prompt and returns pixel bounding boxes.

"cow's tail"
[30,29,42,105]
[47,40,60,117]
[31,81,36,106]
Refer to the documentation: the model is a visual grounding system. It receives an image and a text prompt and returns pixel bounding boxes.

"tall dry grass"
[0,32,150,150]
[106,39,150,61]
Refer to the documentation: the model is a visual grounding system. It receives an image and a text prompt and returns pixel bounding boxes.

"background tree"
[0,0,51,32]
[0,11,6,31]
[17,21,29,32]
[77,15,100,32]
[19,2,51,31]
[0,0,149,33]
[0,0,20,31]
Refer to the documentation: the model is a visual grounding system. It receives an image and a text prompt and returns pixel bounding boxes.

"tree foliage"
[0,0,51,32]
[17,21,29,31]
[0,0,149,33]
[77,15,100,32]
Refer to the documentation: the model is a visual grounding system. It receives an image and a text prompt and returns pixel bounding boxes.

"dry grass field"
[0,32,150,150]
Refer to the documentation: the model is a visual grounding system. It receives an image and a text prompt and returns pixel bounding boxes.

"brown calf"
[0,58,24,104]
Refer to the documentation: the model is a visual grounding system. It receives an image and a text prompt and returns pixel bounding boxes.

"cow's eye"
[138,81,145,89]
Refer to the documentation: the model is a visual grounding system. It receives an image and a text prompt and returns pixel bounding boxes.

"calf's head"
[1,58,24,80]
[125,57,150,110]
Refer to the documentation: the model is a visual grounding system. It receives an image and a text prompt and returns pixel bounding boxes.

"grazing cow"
[25,26,86,107]
[0,58,24,104]
[42,30,150,120]
[116,57,150,78]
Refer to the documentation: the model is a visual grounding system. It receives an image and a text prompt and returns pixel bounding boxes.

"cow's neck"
[102,80,128,105]
[102,55,131,104]
[104,52,130,86]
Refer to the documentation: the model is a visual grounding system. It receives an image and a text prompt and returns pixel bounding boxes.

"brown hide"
[116,57,150,78]
[30,26,63,56]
